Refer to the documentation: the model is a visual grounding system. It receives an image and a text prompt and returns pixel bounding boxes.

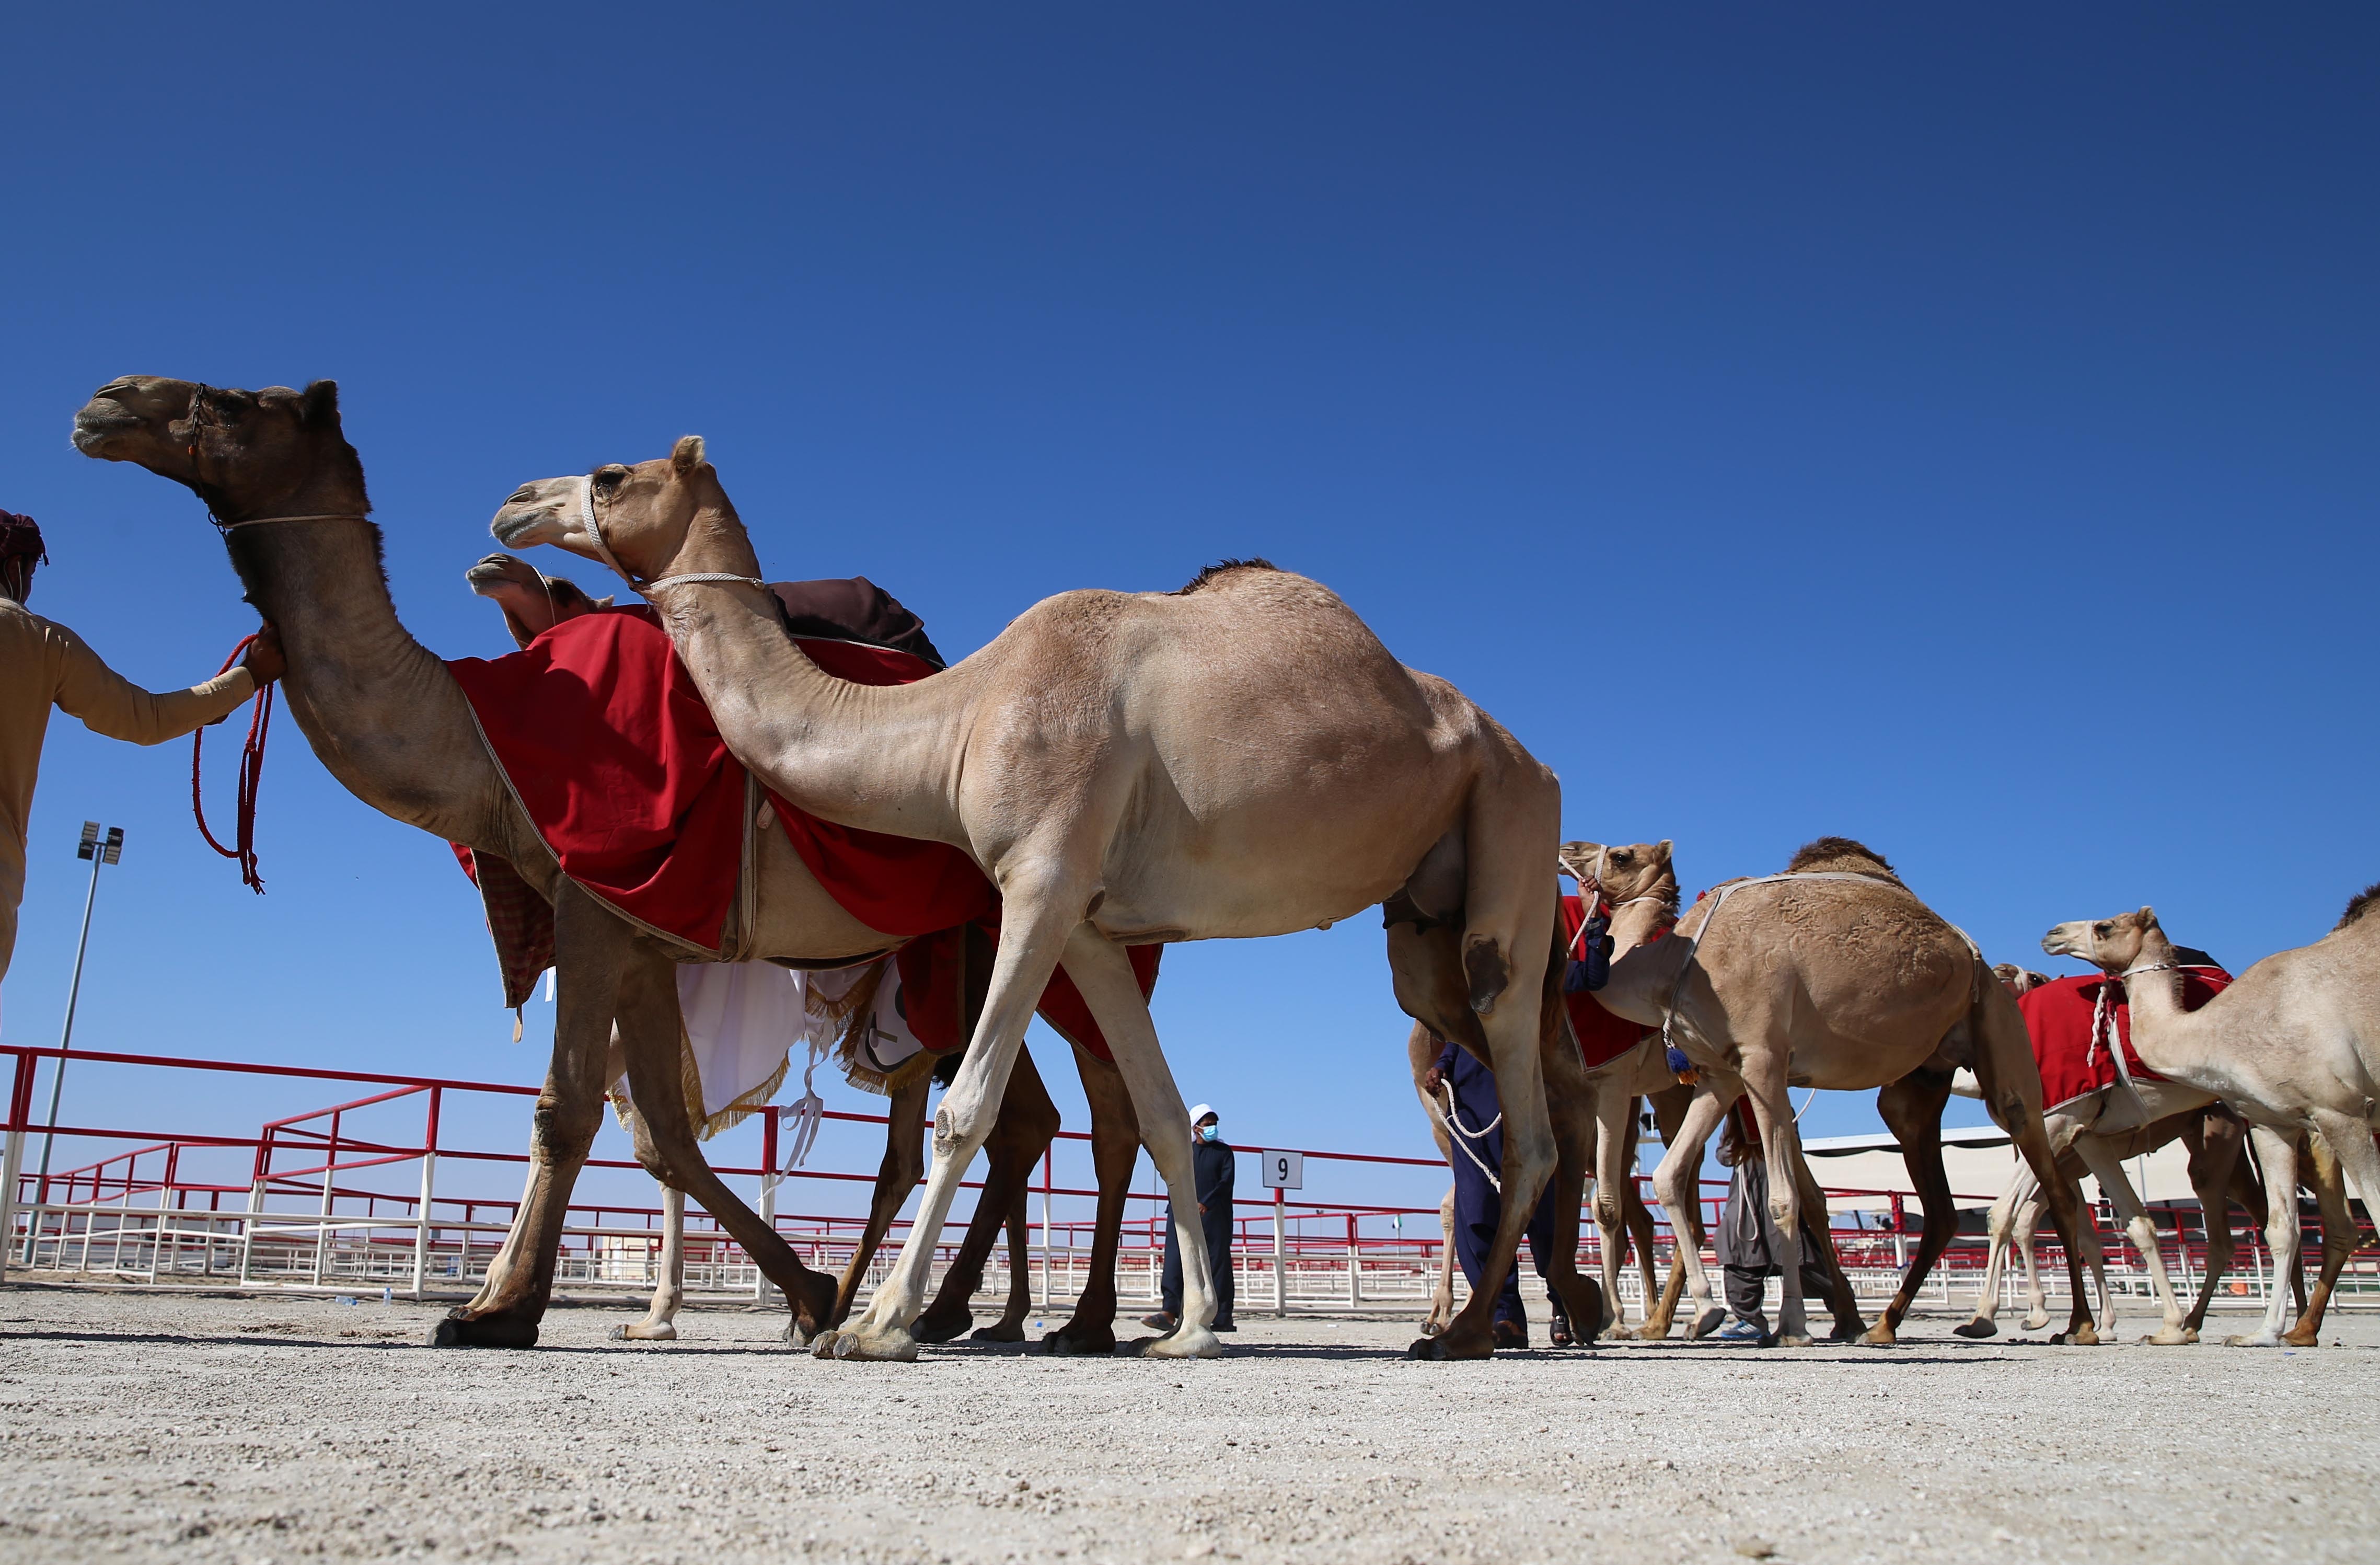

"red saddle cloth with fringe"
[2021,966,2232,1113]
[1557,894,1658,1069]
[446,605,1156,1056]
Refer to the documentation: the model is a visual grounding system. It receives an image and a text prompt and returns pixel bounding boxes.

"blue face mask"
[1197,1124,1219,1143]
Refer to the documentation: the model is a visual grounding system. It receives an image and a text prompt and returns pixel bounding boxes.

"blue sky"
[2,7,2373,1229]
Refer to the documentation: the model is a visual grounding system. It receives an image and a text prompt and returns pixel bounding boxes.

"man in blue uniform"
[1142,1103,1237,1334]
[1424,1038,1571,1348]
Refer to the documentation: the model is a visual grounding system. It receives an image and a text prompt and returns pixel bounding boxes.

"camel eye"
[2094,922,2111,935]
[592,465,628,494]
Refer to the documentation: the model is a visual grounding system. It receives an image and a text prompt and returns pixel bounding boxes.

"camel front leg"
[613,951,838,1341]
[1634,1085,1700,1341]
[1047,1046,1145,1355]
[1954,1163,2034,1339]
[824,1073,930,1337]
[1864,1068,1957,1347]
[2228,1126,2302,1347]
[1788,1143,1865,1341]
[2286,1133,2354,1346]
[1591,1087,1639,1338]
[916,1045,1061,1344]
[822,891,1085,1362]
[1649,1084,1732,1342]
[1742,1073,1814,1347]
[2071,1134,2191,1343]
[613,1184,686,1341]
[433,885,626,1348]
[1538,1053,1605,1345]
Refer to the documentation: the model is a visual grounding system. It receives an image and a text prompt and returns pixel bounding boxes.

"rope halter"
[575,474,766,596]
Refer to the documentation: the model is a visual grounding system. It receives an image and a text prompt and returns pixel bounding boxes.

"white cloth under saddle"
[612,958,877,1142]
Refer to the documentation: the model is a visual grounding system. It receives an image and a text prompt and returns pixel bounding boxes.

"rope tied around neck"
[193,635,272,893]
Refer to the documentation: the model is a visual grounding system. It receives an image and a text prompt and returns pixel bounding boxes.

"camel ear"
[299,380,341,428]
[2138,905,2158,927]
[672,434,707,475]
[1654,839,1673,861]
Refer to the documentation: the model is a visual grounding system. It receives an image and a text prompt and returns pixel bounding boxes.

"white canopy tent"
[1796,1123,2203,1212]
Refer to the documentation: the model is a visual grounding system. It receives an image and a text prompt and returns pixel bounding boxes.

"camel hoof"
[2139,1328,2192,1347]
[1951,1319,1997,1340]
[1042,1329,1116,1357]
[2224,1332,2281,1348]
[1142,1325,1224,1360]
[1408,1329,1494,1361]
[821,1325,919,1362]
[608,1321,677,1342]
[2282,1331,2320,1349]
[1829,1317,1866,1343]
[429,1311,539,1350]
[1631,1319,1673,1342]
[2021,1311,2050,1331]
[910,1311,972,1345]
[1415,1320,1445,1338]
[1684,1307,1726,1342]
[2050,1324,2100,1347]
[968,1321,1026,1344]
[1774,1333,1812,1349]
[1858,1323,1898,1348]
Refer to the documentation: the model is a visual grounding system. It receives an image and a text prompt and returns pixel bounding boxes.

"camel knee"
[530,1099,599,1167]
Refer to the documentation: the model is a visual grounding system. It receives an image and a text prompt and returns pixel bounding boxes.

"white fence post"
[0,1122,22,1277]
[411,1152,437,1300]
[1273,1187,1286,1318]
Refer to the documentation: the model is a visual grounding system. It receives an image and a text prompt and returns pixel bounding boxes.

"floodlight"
[102,827,124,866]
[76,821,98,861]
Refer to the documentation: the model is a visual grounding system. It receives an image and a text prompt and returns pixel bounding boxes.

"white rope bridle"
[212,513,369,530]
[2090,959,2221,1108]
[575,475,766,596]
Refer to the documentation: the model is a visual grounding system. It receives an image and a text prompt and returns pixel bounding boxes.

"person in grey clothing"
[1713,1100,1834,1343]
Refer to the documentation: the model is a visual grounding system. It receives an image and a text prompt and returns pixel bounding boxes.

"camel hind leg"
[1408,766,1566,1360]
[1863,1067,1958,1347]
[1045,1047,1145,1355]
[2179,1111,2250,1341]
[1649,1082,1734,1342]
[1635,1084,1705,1341]
[1788,1142,1864,1341]
[2228,1126,2303,1347]
[1590,1087,1640,1338]
[2070,1133,2192,1344]
[1967,987,2098,1346]
[613,1183,686,1341]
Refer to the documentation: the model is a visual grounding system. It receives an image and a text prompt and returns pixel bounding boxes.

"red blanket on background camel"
[2020,966,2232,1112]
[1557,893,1658,1069]
[445,605,1153,1058]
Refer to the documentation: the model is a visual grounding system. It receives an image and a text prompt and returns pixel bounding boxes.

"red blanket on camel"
[446,606,1154,1058]
[2020,966,2232,1113]
[1557,894,1658,1069]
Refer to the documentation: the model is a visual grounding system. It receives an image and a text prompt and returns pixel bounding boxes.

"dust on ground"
[1,1282,2370,1564]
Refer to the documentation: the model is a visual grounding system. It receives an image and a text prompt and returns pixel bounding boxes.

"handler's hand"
[241,623,286,686]
[1197,1203,1207,1215]
[1422,1066,1443,1096]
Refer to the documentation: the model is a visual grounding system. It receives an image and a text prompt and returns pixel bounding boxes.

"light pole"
[33,821,123,1204]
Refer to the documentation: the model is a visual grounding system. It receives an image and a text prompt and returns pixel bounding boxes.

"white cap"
[1188,1103,1217,1125]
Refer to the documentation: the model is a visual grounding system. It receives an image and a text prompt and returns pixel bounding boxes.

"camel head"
[1992,962,2054,996]
[466,552,610,649]
[1558,839,1678,915]
[2041,907,2163,973]
[70,376,368,524]
[489,435,719,588]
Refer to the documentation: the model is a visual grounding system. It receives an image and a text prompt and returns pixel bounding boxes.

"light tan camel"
[465,555,1060,1346]
[1954,1102,2347,1344]
[1560,841,1866,1343]
[70,377,1149,1354]
[2043,893,2380,1347]
[1952,931,2354,1344]
[493,441,1569,1362]
[1583,837,2097,1345]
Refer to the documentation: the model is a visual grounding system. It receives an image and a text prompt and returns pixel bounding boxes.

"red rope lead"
[193,635,272,893]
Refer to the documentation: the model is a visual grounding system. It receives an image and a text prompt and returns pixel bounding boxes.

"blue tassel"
[1665,1044,1693,1076]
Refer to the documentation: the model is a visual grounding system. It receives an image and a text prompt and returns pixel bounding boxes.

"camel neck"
[1579,893,1692,1029]
[644,503,971,846]
[2115,928,2207,1079]
[227,520,501,844]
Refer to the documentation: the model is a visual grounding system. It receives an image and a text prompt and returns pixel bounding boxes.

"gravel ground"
[0,1282,2372,1565]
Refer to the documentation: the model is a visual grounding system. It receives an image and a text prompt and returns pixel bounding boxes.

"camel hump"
[2336,880,2380,933]
[1785,835,1901,882]
[1173,557,1280,594]
[771,576,945,668]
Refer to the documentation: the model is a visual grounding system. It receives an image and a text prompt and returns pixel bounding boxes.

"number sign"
[1260,1150,1304,1190]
